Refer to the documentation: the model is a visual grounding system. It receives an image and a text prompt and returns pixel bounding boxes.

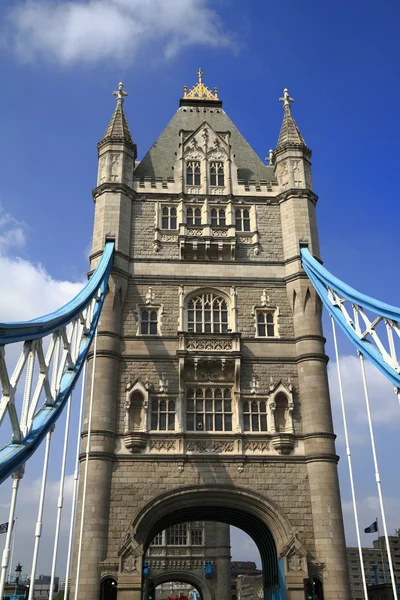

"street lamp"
[14,563,22,598]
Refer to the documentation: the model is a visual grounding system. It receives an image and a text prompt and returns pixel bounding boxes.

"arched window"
[210,161,225,186]
[150,399,175,431]
[186,161,201,186]
[257,311,275,337]
[187,207,202,226]
[100,578,117,600]
[243,400,267,432]
[211,207,226,226]
[235,208,251,231]
[187,293,229,333]
[275,393,288,432]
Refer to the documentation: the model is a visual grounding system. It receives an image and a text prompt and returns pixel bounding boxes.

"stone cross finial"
[113,82,128,104]
[197,68,203,83]
[279,88,294,111]
[266,149,274,165]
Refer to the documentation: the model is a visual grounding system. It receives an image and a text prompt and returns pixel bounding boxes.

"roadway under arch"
[153,572,211,600]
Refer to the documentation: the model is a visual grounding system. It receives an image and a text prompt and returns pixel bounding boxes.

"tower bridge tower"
[72,74,351,600]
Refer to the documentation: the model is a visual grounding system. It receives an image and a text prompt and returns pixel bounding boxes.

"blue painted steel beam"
[0,243,114,484]
[301,247,400,389]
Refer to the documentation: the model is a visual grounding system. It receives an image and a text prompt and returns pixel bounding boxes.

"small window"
[211,207,226,227]
[151,532,163,546]
[166,524,188,545]
[210,162,225,186]
[235,208,251,231]
[191,527,203,546]
[150,399,175,431]
[141,309,159,335]
[161,206,177,229]
[186,161,201,186]
[256,311,275,337]
[187,207,202,226]
[243,400,267,432]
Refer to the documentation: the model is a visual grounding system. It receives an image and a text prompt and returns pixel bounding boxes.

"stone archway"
[153,572,212,600]
[118,484,308,600]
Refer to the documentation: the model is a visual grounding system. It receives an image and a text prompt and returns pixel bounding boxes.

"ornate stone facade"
[71,74,351,600]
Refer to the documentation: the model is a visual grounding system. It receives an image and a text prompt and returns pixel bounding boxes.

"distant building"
[236,574,264,600]
[367,582,395,600]
[347,532,400,599]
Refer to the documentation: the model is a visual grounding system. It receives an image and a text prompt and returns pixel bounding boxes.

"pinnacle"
[99,82,136,150]
[276,88,309,150]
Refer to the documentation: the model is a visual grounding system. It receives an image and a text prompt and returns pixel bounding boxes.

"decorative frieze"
[186,337,233,351]
[186,440,234,454]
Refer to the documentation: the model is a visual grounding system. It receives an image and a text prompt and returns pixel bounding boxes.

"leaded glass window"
[235,208,251,231]
[210,162,225,186]
[166,524,188,545]
[187,293,228,333]
[150,399,175,431]
[161,205,177,229]
[141,309,159,335]
[243,400,267,432]
[256,311,275,337]
[186,161,201,186]
[211,207,226,226]
[186,387,232,431]
[187,207,202,226]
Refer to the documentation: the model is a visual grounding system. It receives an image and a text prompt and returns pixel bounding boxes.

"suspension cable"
[74,327,98,600]
[330,317,368,599]
[28,430,52,600]
[63,360,87,600]
[0,472,22,599]
[358,352,398,600]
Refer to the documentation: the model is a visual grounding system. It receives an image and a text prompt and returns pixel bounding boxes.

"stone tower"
[72,74,351,600]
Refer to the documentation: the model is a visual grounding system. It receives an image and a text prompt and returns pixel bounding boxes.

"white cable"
[358,352,398,600]
[331,318,368,599]
[74,327,98,600]
[48,394,72,600]
[63,361,87,600]
[8,517,17,583]
[0,475,21,599]
[28,430,52,600]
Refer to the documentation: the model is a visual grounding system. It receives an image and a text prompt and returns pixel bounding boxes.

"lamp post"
[14,563,22,598]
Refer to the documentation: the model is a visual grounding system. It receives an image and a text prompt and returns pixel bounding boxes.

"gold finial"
[279,88,294,112]
[183,69,219,101]
[113,82,128,104]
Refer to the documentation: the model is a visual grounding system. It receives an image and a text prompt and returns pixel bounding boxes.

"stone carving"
[161,234,178,242]
[186,338,232,351]
[238,237,253,244]
[99,155,107,183]
[184,362,234,382]
[121,550,137,573]
[186,187,201,194]
[187,228,203,236]
[210,187,226,194]
[186,440,234,453]
[111,154,120,182]
[246,440,270,452]
[150,439,176,452]
[287,552,304,572]
[212,228,228,236]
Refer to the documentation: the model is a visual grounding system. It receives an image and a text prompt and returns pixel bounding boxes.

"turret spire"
[99,81,136,154]
[276,87,308,150]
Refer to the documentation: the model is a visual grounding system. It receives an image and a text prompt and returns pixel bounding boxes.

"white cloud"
[0,205,27,253]
[4,0,232,65]
[328,354,399,434]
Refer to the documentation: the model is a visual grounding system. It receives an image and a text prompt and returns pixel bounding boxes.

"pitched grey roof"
[276,108,308,149]
[102,102,134,145]
[134,104,275,183]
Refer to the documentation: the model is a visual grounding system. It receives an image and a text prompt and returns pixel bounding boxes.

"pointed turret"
[96,82,137,189]
[92,82,136,258]
[100,83,136,150]
[273,88,312,190]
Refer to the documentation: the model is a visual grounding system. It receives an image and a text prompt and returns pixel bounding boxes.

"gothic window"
[140,308,159,335]
[150,399,175,431]
[166,524,187,545]
[187,293,229,333]
[256,311,275,337]
[191,527,203,546]
[186,161,201,186]
[275,393,288,432]
[211,207,226,226]
[187,207,202,226]
[151,532,163,546]
[186,387,232,432]
[243,400,267,432]
[235,208,251,231]
[210,161,225,186]
[161,206,177,229]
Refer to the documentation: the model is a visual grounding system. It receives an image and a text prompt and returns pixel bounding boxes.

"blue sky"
[0,0,399,579]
